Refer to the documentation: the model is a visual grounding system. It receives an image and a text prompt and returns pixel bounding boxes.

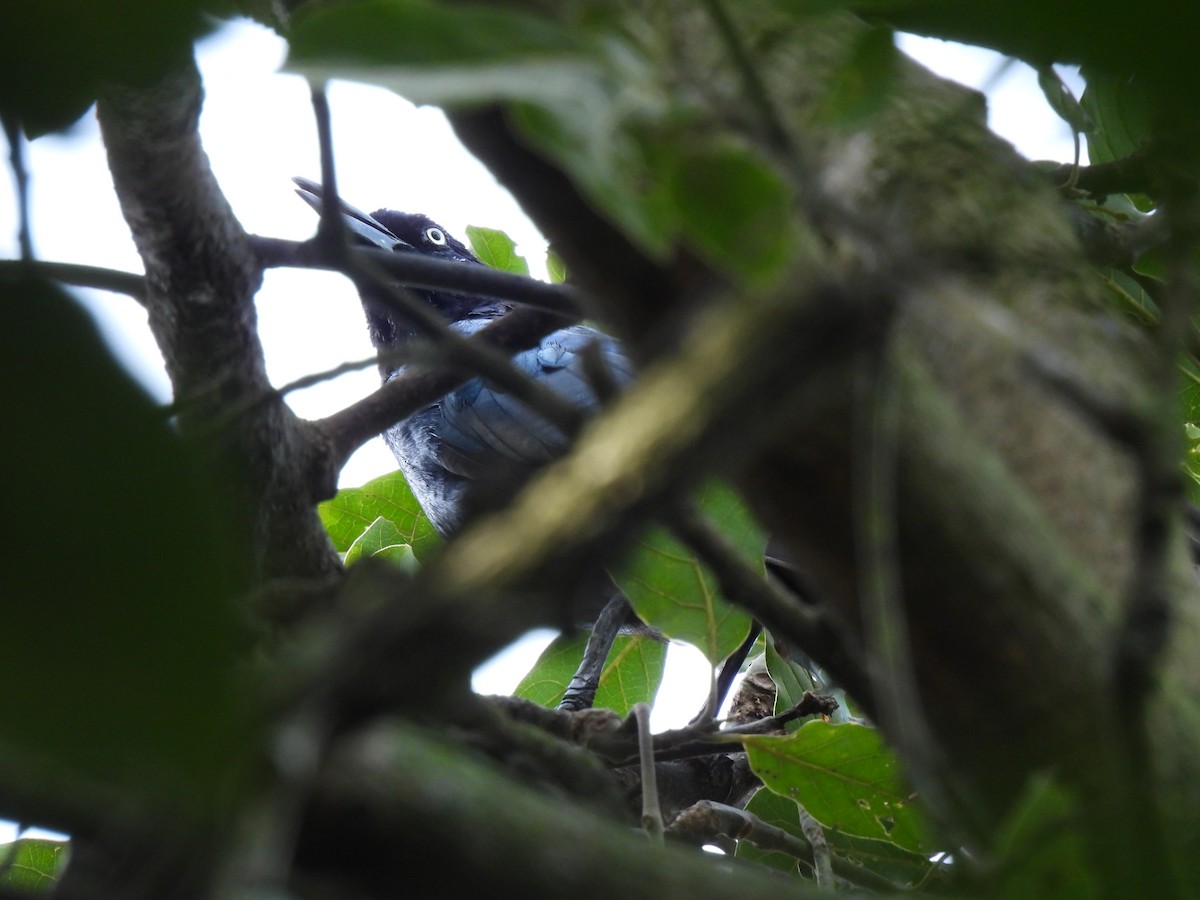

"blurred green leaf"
[0,1,212,135]
[290,0,679,258]
[514,631,665,716]
[1080,69,1152,166]
[817,25,900,126]
[343,516,420,573]
[0,277,247,811]
[466,225,531,276]
[611,482,759,664]
[1180,361,1200,506]
[546,249,567,284]
[667,139,796,284]
[320,470,441,559]
[0,839,70,892]
[1096,268,1158,325]
[744,721,933,854]
[288,0,588,106]
[740,789,939,888]
[989,775,1100,899]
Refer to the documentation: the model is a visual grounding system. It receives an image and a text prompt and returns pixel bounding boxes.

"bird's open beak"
[292,176,415,252]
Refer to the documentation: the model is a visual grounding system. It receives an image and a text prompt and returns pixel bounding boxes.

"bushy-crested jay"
[294,177,634,710]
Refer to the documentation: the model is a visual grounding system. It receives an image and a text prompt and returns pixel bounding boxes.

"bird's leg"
[690,622,762,723]
[558,592,632,712]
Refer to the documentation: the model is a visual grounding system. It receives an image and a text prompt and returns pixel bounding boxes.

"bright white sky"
[0,20,1085,840]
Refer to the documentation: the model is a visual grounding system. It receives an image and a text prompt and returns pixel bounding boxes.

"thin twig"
[170,350,401,438]
[634,703,664,843]
[699,0,795,159]
[1045,147,1156,198]
[666,800,905,892]
[310,84,348,255]
[313,306,574,488]
[796,805,831,888]
[3,116,33,261]
[0,259,145,300]
[251,235,584,315]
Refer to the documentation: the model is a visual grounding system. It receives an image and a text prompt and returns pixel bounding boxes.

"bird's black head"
[358,209,510,349]
[292,178,509,352]
[367,209,479,265]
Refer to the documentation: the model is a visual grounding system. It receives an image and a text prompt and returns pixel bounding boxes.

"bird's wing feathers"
[433,323,631,476]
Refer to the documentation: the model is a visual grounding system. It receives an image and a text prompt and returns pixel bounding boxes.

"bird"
[293,177,635,709]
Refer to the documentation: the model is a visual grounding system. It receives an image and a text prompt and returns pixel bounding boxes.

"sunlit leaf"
[0,839,70,892]
[344,516,420,573]
[514,631,666,716]
[320,470,441,559]
[744,721,933,854]
[466,225,530,276]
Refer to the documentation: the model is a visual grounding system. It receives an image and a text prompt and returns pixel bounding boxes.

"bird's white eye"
[424,227,447,246]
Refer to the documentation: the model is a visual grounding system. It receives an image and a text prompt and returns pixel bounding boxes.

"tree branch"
[251,236,585,315]
[293,721,811,899]
[667,800,902,892]
[1045,147,1156,198]
[97,58,339,585]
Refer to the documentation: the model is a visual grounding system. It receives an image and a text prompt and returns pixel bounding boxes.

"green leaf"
[466,225,531,276]
[343,516,420,573]
[546,249,567,284]
[1180,361,1200,506]
[740,789,940,888]
[0,1,213,135]
[817,25,900,126]
[667,139,796,284]
[743,721,933,854]
[0,839,70,892]
[1096,268,1158,325]
[287,0,589,107]
[513,631,666,716]
[1080,69,1152,166]
[290,0,678,258]
[610,482,758,664]
[0,277,247,810]
[1036,65,1091,134]
[320,470,441,560]
[764,638,855,726]
[765,634,819,714]
[989,775,1101,899]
